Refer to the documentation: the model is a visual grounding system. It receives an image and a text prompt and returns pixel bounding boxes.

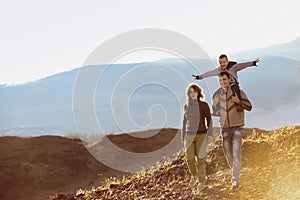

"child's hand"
[231,95,241,104]
[192,74,202,80]
[254,58,260,66]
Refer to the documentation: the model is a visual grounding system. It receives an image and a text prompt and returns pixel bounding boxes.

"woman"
[181,83,213,191]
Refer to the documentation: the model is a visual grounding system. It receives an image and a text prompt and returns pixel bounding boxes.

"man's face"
[188,87,198,100]
[219,57,229,69]
[219,74,230,89]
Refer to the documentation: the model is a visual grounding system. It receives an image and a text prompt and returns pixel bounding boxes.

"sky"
[1,0,300,85]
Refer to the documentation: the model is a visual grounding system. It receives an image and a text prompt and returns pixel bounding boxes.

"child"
[192,54,259,115]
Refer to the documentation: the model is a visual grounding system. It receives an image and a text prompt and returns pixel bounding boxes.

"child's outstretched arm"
[233,58,260,71]
[192,68,220,80]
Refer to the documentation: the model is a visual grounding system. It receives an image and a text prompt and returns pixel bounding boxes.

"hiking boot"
[230,181,240,191]
[189,176,197,187]
[197,182,206,192]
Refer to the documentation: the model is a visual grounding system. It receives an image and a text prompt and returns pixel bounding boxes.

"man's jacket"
[219,88,252,128]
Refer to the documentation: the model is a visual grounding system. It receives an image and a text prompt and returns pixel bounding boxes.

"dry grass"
[52,126,300,200]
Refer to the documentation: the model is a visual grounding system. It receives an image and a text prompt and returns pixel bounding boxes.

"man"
[217,71,252,190]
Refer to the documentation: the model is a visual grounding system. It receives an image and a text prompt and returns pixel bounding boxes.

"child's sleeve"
[232,61,256,72]
[199,68,220,79]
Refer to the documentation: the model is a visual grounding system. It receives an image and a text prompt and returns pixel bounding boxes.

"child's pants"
[230,82,242,100]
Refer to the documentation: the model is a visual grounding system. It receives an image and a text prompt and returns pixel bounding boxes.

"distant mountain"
[233,36,300,61]
[1,48,300,136]
[0,69,78,135]
[237,55,300,128]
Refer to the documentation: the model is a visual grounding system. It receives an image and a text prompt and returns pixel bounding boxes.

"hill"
[0,128,180,200]
[0,135,121,200]
[52,126,300,200]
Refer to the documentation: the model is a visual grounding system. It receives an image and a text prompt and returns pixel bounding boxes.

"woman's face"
[188,87,198,100]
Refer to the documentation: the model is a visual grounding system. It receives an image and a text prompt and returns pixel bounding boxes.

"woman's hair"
[186,83,205,106]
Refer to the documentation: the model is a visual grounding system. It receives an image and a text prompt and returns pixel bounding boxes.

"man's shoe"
[189,176,197,187]
[197,182,206,192]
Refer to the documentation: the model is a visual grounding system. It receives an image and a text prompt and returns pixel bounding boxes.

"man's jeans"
[221,127,243,183]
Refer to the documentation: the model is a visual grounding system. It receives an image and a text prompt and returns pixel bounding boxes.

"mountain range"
[0,37,299,136]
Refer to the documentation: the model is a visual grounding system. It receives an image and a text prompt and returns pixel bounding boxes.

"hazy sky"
[1,0,299,85]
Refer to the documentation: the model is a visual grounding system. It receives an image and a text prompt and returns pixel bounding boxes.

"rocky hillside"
[52,126,300,199]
